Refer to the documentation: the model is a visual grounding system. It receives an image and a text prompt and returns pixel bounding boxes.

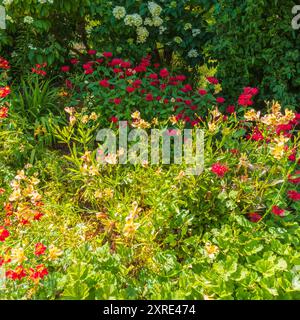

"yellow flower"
[169,115,178,125]
[131,111,141,120]
[11,247,27,264]
[48,245,63,261]
[244,109,260,121]
[89,112,98,121]
[205,242,219,259]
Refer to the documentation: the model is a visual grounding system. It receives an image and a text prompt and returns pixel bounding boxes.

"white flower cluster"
[148,1,162,17]
[24,16,34,24]
[136,26,149,44]
[112,1,165,45]
[113,6,126,20]
[124,13,143,27]
[188,49,199,58]
[192,28,201,37]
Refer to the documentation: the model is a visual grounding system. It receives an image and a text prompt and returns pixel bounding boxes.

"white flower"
[24,16,34,24]
[3,0,13,6]
[148,1,162,17]
[152,16,163,27]
[174,36,183,44]
[124,14,143,27]
[184,23,192,30]
[144,17,153,26]
[113,6,126,20]
[188,49,199,58]
[136,26,149,44]
[159,26,167,35]
[192,28,201,37]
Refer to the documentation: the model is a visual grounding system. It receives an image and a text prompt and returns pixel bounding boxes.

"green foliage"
[210,0,300,107]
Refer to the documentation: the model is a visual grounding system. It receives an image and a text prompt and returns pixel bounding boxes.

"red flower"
[176,75,186,82]
[132,79,142,88]
[272,206,285,217]
[29,264,48,280]
[206,77,219,85]
[103,52,113,58]
[211,163,229,177]
[34,211,44,221]
[83,63,92,70]
[111,58,122,66]
[113,98,122,105]
[226,105,235,114]
[181,84,193,92]
[121,61,131,68]
[198,89,207,96]
[70,58,79,65]
[0,86,11,98]
[85,69,94,75]
[243,87,259,96]
[0,57,10,70]
[145,93,154,101]
[6,266,27,281]
[287,190,300,201]
[248,213,262,223]
[126,86,135,93]
[88,50,97,55]
[61,65,70,72]
[99,79,110,88]
[159,68,169,78]
[34,243,47,256]
[65,79,73,89]
[148,73,158,80]
[0,226,9,242]
[0,188,5,194]
[216,97,225,104]
[238,94,253,106]
[0,106,9,118]
[110,116,118,123]
[288,171,300,184]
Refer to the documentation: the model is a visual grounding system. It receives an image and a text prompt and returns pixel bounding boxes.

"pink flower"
[211,163,229,177]
[271,206,285,217]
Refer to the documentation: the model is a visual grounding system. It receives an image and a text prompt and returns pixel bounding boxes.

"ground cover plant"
[0,1,300,301]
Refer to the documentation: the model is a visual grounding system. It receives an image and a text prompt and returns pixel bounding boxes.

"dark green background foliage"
[210,0,300,107]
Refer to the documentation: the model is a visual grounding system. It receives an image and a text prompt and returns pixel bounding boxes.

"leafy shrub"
[0,0,214,73]
[210,0,300,107]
